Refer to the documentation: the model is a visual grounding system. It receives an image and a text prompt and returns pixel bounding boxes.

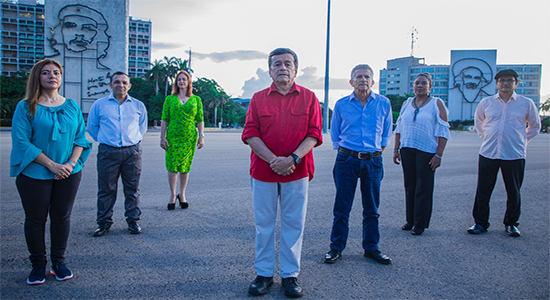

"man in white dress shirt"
[467,69,540,237]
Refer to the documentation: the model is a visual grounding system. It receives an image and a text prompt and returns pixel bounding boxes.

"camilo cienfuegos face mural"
[451,58,493,103]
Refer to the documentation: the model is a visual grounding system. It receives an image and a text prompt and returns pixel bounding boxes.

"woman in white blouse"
[393,73,451,235]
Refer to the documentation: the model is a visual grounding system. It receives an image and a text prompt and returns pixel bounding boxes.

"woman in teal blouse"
[10,59,92,285]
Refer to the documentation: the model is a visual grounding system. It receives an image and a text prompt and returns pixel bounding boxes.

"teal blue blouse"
[10,99,92,179]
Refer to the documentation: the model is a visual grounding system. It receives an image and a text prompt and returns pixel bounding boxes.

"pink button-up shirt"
[474,92,540,160]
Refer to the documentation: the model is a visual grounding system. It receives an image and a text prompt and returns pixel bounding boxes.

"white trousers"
[252,177,309,278]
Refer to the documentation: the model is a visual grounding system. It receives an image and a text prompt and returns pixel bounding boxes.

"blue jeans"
[330,152,384,253]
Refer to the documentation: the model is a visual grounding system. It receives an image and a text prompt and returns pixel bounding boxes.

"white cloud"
[239,66,350,98]
[191,50,267,63]
[239,68,271,98]
[151,42,185,51]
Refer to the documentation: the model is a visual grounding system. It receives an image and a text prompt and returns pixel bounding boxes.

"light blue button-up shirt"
[330,91,393,152]
[87,93,148,147]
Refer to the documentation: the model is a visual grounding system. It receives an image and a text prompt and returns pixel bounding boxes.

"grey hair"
[350,64,374,80]
[268,48,298,69]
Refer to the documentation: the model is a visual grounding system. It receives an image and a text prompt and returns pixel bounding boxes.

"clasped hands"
[270,156,295,176]
[51,162,74,180]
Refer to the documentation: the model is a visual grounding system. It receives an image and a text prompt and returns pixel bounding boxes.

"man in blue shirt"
[324,64,393,265]
[87,71,148,236]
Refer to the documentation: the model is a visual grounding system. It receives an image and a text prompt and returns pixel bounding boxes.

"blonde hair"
[25,59,63,118]
[171,70,193,97]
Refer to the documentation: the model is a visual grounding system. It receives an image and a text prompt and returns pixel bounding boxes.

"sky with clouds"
[129,0,550,105]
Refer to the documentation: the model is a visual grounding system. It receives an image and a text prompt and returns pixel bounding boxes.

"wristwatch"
[290,153,301,165]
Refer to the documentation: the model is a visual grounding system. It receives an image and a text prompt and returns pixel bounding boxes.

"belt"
[100,142,140,149]
[338,147,382,159]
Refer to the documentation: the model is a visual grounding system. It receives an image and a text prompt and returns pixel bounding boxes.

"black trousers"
[400,147,436,229]
[473,155,525,228]
[96,143,142,225]
[16,171,82,267]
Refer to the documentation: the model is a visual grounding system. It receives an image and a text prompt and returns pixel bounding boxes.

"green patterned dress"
[162,94,204,173]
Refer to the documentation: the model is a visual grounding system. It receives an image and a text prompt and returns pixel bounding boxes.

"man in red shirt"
[242,48,323,298]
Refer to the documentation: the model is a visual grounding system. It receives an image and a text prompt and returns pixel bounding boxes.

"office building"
[379,50,541,121]
[128,16,151,78]
[0,0,45,76]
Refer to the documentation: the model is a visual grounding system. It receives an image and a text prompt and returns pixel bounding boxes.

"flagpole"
[323,0,331,134]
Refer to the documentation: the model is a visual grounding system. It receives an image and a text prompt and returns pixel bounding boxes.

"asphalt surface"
[1,129,549,300]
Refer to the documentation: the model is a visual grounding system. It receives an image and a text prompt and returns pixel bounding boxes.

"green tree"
[221,99,247,126]
[0,74,28,125]
[162,56,179,96]
[386,93,413,122]
[174,57,192,74]
[130,77,155,101]
[146,59,165,95]
[192,77,230,126]
[541,98,550,113]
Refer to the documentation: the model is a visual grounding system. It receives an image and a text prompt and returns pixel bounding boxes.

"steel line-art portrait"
[451,58,493,103]
[47,4,111,69]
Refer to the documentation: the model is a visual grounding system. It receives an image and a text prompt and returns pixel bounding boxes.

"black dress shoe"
[128,222,142,234]
[505,225,521,237]
[92,224,111,237]
[467,224,488,234]
[177,194,189,209]
[248,275,273,296]
[324,249,342,264]
[364,250,392,265]
[282,277,303,298]
[401,223,413,230]
[411,227,424,235]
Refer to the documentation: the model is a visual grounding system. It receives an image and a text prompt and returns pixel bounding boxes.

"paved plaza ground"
[1,129,549,299]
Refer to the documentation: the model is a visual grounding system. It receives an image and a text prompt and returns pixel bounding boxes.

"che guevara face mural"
[47,4,111,69]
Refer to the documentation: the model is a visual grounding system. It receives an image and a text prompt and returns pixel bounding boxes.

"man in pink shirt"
[242,48,323,298]
[468,69,540,237]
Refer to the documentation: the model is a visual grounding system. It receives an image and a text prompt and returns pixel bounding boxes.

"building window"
[524,66,539,72]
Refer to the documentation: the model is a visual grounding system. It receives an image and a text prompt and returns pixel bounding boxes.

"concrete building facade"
[379,49,542,121]
[128,16,151,78]
[0,0,45,76]
[44,0,129,113]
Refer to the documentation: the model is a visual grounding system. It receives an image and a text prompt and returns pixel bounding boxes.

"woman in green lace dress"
[160,70,204,210]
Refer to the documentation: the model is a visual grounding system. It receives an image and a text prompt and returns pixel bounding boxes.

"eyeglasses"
[497,79,516,83]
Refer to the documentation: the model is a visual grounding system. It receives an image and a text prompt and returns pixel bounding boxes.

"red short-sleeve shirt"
[242,83,323,183]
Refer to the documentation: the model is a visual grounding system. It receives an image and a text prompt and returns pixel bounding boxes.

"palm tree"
[146,59,165,95]
[174,58,192,75]
[541,98,550,114]
[162,56,178,96]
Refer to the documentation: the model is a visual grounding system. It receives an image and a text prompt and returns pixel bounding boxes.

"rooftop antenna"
[410,27,418,57]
